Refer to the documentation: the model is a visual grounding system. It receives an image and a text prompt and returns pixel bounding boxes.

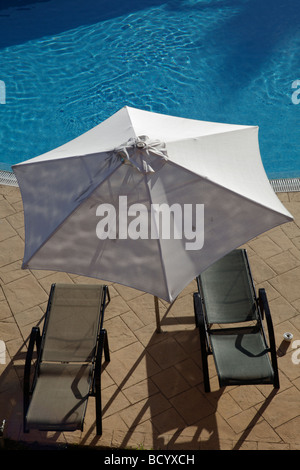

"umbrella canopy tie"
[113,135,168,173]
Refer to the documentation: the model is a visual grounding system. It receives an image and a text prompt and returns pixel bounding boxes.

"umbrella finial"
[113,136,168,174]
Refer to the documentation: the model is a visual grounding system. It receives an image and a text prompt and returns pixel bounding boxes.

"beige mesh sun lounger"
[23,283,110,436]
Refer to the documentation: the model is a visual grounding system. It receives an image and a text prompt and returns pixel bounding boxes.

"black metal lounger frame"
[193,250,279,393]
[23,283,110,436]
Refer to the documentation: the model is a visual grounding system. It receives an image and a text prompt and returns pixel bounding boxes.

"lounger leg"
[259,288,280,390]
[95,389,102,436]
[23,327,41,433]
[94,329,110,436]
[193,293,211,392]
[154,296,162,333]
[200,333,211,393]
[94,350,102,436]
[103,329,110,363]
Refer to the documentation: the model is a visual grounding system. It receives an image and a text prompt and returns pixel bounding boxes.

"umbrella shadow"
[85,292,282,450]
[231,388,279,450]
[0,315,53,445]
[84,294,224,450]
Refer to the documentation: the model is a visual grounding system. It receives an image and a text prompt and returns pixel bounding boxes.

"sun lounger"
[23,283,110,435]
[193,249,279,392]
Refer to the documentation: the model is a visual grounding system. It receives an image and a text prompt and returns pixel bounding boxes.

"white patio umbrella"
[13,106,293,304]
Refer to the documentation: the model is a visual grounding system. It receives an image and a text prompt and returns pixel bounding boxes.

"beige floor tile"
[0,219,17,241]
[122,378,158,404]
[37,272,74,291]
[0,300,11,320]
[147,336,188,370]
[0,198,16,218]
[121,309,145,331]
[105,315,138,352]
[248,235,283,259]
[105,294,132,320]
[101,384,131,418]
[240,419,282,443]
[173,329,200,354]
[170,387,215,425]
[267,251,300,274]
[174,358,203,387]
[276,415,300,443]
[128,293,167,327]
[259,387,300,428]
[0,260,29,284]
[248,255,276,283]
[196,412,237,442]
[269,296,297,324]
[107,342,161,389]
[133,323,167,347]
[228,385,266,410]
[151,366,190,398]
[0,235,24,266]
[267,227,295,250]
[269,266,300,302]
[151,407,186,434]
[0,319,20,342]
[113,283,144,301]
[3,274,48,314]
[120,393,171,429]
[13,305,44,328]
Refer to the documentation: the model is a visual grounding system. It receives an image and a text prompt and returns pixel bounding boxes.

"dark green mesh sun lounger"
[23,283,110,435]
[193,249,279,392]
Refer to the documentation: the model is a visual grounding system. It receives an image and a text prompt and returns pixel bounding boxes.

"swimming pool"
[0,0,299,179]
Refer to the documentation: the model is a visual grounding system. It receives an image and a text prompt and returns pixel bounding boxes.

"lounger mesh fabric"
[199,249,257,324]
[42,284,104,362]
[210,327,275,386]
[25,284,105,432]
[26,363,92,431]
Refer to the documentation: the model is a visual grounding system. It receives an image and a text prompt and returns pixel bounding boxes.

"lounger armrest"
[193,292,211,392]
[193,291,202,328]
[23,327,41,432]
[258,288,280,388]
[196,275,201,295]
[105,286,111,306]
[92,328,110,436]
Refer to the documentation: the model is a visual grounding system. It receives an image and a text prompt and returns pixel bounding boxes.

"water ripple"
[0,1,299,177]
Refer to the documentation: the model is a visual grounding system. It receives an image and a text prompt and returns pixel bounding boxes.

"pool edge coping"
[1,169,300,193]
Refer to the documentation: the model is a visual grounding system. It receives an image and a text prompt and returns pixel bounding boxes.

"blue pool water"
[0,0,299,178]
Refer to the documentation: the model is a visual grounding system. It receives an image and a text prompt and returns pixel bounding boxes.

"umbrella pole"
[154,296,162,333]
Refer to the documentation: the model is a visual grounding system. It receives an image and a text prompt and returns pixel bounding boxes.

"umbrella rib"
[143,168,170,302]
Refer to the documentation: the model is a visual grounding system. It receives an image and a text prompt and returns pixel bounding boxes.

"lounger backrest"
[199,249,258,324]
[41,284,104,362]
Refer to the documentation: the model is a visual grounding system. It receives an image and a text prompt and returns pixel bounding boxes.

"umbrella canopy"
[13,106,293,302]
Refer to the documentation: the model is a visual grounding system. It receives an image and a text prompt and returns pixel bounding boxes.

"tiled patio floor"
[1,184,300,450]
